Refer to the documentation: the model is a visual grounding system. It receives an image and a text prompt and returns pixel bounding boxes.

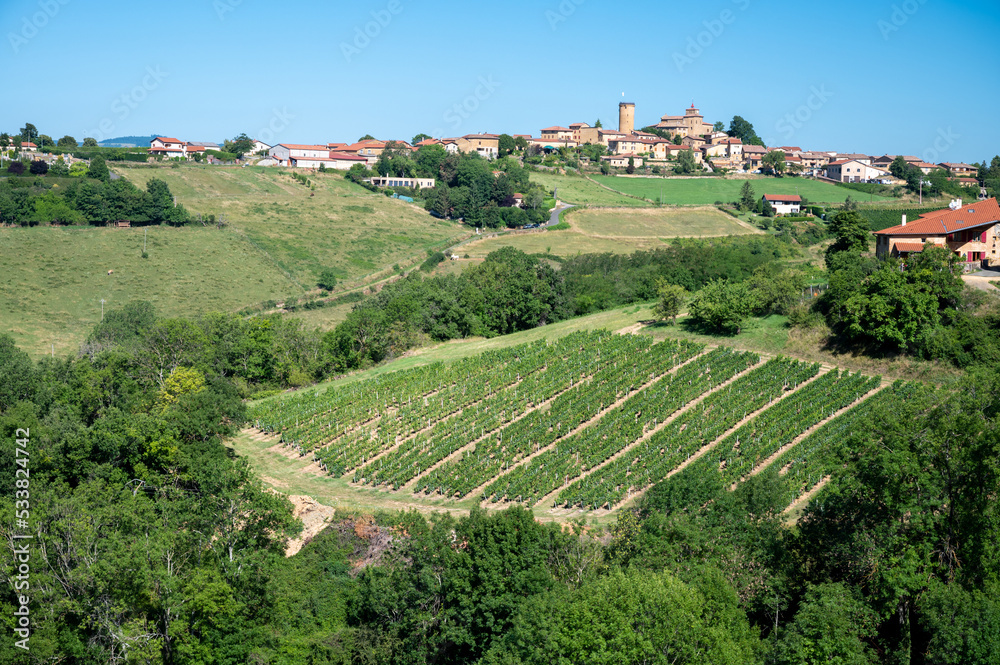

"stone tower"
[619,102,635,135]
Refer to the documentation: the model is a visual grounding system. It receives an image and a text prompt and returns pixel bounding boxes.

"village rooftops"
[874,198,1000,236]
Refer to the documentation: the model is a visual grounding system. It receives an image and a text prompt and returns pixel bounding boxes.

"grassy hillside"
[592,175,894,204]
[458,206,758,259]
[117,164,468,288]
[529,172,649,207]
[0,225,293,357]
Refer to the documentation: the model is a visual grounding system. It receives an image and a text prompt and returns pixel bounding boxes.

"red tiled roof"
[875,198,1000,236]
[764,194,802,203]
[541,126,571,132]
[941,162,975,169]
[893,242,926,253]
[329,152,367,161]
[153,137,183,144]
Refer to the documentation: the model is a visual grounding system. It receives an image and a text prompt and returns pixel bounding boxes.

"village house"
[939,162,978,178]
[763,194,802,215]
[742,145,768,171]
[252,140,272,154]
[799,152,831,168]
[328,152,369,169]
[874,197,1000,266]
[911,161,939,175]
[456,134,500,158]
[653,105,714,138]
[18,141,38,152]
[541,126,574,141]
[601,154,644,169]
[824,159,889,183]
[149,137,189,158]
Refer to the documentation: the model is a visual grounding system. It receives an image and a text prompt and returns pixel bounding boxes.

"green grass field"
[118,164,468,288]
[571,206,760,238]
[529,172,650,207]
[458,206,758,259]
[592,175,894,205]
[0,226,294,357]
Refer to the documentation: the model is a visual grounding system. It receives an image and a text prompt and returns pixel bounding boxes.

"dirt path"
[962,275,998,292]
[469,349,715,506]
[529,355,767,512]
[783,476,832,524]
[734,383,886,488]
[602,366,830,514]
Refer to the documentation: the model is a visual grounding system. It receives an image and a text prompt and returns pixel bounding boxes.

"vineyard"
[246,330,910,516]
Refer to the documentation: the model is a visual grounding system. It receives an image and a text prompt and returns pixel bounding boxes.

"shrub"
[29,160,48,175]
[7,161,24,175]
[420,251,446,272]
[317,269,338,291]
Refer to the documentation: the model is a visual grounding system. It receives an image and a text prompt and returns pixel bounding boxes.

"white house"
[762,194,802,215]
[825,159,889,183]
[365,176,436,189]
[252,139,271,154]
[149,137,188,158]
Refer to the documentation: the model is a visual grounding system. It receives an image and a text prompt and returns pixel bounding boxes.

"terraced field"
[246,330,901,517]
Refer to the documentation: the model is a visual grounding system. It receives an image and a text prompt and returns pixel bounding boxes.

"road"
[547,201,575,226]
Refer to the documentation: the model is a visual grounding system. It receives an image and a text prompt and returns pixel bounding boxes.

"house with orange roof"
[18,141,38,152]
[149,137,189,158]
[540,126,574,142]
[873,197,1000,266]
[456,133,500,158]
[911,161,939,175]
[763,194,802,215]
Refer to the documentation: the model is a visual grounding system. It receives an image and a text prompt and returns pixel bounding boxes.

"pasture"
[592,175,894,204]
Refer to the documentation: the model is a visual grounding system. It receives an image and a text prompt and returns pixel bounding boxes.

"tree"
[82,137,99,147]
[498,133,516,157]
[156,366,207,411]
[713,121,726,132]
[727,115,763,146]
[675,149,697,174]
[48,159,69,177]
[358,134,375,141]
[57,135,77,148]
[223,133,254,158]
[824,211,870,268]
[688,279,756,334]
[842,194,858,211]
[626,156,636,174]
[317,269,337,291]
[762,150,787,176]
[38,134,54,147]
[600,161,610,175]
[889,155,909,180]
[594,118,602,128]
[514,135,528,151]
[0,132,8,148]
[762,199,775,217]
[773,583,879,665]
[652,281,685,325]
[29,160,49,175]
[411,133,431,145]
[738,180,756,211]
[19,123,38,143]
[87,155,109,182]
[7,161,24,175]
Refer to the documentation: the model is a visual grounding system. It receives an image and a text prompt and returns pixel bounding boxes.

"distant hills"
[99,135,159,148]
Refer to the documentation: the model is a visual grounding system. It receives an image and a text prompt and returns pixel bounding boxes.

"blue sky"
[1,0,998,163]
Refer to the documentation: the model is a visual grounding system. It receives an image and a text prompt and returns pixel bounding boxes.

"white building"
[149,137,188,158]
[762,194,802,215]
[269,143,330,167]
[825,159,889,183]
[365,176,436,189]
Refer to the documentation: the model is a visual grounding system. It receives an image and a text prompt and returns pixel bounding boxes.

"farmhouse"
[268,143,330,166]
[456,134,500,158]
[763,194,802,215]
[19,142,38,152]
[601,154,644,168]
[873,198,1000,266]
[940,162,977,178]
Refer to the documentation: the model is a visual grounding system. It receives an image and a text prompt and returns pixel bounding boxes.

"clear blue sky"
[1,0,997,163]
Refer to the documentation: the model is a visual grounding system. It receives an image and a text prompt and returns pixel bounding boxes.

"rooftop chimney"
[901,214,907,226]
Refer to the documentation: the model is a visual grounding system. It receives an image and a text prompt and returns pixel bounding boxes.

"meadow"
[528,171,650,207]
[591,174,894,204]
[0,225,293,357]
[118,164,468,288]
